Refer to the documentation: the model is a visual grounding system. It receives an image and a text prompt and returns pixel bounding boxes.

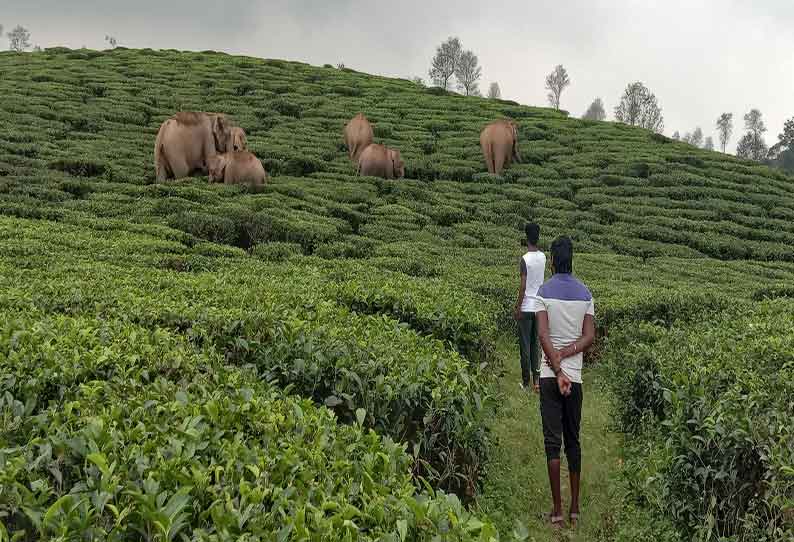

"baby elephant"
[208,151,267,186]
[358,143,405,179]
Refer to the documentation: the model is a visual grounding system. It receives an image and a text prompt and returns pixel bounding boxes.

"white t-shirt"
[536,273,595,384]
[519,251,546,312]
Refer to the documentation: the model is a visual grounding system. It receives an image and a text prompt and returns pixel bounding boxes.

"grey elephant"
[154,112,236,181]
[208,151,267,187]
[358,143,405,179]
[480,119,520,175]
[344,113,374,162]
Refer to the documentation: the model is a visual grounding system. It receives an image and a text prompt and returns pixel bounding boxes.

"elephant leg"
[483,146,495,174]
[169,156,191,180]
[155,160,169,182]
[494,152,506,176]
[155,147,174,181]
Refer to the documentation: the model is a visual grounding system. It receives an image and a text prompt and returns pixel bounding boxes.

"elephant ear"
[212,115,230,152]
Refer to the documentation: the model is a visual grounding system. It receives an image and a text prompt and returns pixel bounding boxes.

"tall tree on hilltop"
[455,50,482,96]
[689,127,704,148]
[487,82,501,100]
[736,133,768,161]
[8,25,31,52]
[429,37,462,90]
[582,98,606,121]
[716,113,733,153]
[704,136,715,151]
[744,109,766,139]
[545,64,570,110]
[736,109,768,161]
[672,131,680,140]
[614,81,664,133]
[767,116,794,172]
[768,116,794,159]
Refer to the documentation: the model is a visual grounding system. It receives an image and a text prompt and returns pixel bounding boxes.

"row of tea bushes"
[0,309,500,541]
[602,301,794,541]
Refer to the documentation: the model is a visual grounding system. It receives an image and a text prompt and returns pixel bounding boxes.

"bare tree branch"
[8,25,31,52]
[736,109,768,161]
[455,50,482,96]
[545,65,570,110]
[428,37,462,90]
[614,82,664,133]
[716,113,734,153]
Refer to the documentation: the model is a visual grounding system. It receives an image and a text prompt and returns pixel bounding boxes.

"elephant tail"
[154,125,173,181]
[488,141,496,174]
[155,142,168,181]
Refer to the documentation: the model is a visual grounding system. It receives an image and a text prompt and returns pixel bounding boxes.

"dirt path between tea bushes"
[477,337,621,541]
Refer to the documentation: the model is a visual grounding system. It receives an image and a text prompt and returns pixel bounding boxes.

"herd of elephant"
[153,111,521,185]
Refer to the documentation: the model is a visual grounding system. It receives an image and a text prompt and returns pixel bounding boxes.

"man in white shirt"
[513,223,546,392]
[536,236,595,529]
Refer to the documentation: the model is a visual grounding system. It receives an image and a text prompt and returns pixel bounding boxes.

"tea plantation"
[0,47,792,541]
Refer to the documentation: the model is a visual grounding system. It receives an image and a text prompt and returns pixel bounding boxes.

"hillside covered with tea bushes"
[0,47,792,540]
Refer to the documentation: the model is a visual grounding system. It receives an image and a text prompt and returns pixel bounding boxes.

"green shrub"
[0,310,499,540]
[251,241,303,261]
[167,211,239,245]
[283,156,321,176]
[603,302,794,540]
[48,157,107,177]
[192,241,247,258]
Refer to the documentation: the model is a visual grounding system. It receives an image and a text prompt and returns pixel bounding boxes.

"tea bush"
[603,302,794,541]
[0,310,499,541]
[1,47,793,539]
[0,217,495,496]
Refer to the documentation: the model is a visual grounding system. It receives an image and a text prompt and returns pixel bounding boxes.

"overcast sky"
[4,0,793,152]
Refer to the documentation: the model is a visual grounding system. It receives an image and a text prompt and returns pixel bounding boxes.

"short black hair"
[525,223,540,245]
[550,236,573,274]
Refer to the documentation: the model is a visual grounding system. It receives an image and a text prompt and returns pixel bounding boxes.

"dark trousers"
[540,378,583,472]
[517,312,540,386]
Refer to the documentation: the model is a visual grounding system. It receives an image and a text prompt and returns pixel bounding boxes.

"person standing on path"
[513,223,546,392]
[536,236,595,529]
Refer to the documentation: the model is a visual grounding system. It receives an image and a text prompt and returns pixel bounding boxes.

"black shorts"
[539,378,583,472]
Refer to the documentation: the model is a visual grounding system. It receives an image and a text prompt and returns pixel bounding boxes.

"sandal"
[546,512,565,529]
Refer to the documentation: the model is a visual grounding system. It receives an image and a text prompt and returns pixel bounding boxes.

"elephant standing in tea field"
[480,119,520,175]
[358,143,405,179]
[154,112,236,181]
[208,151,267,187]
[230,126,248,152]
[344,113,374,162]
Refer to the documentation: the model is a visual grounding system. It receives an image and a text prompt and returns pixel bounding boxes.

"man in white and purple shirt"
[536,236,595,529]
